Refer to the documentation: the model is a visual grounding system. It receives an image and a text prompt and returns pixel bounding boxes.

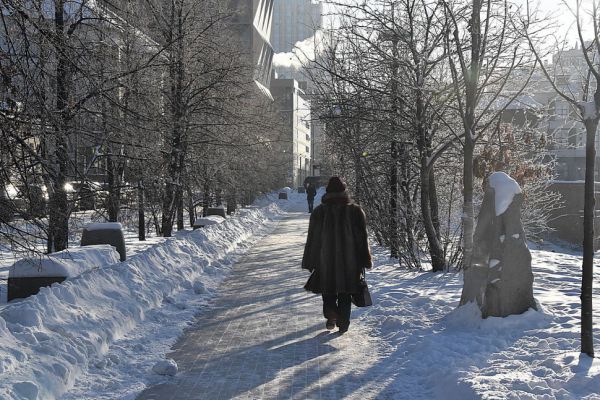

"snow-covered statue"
[460,172,536,318]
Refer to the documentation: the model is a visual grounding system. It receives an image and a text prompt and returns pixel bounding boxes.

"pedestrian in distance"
[306,182,317,213]
[301,176,372,334]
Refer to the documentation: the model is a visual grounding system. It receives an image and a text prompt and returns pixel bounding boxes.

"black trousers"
[322,293,352,330]
[307,198,314,212]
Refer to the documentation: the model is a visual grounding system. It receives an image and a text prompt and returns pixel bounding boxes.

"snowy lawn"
[0,215,169,304]
[0,192,299,400]
[354,241,600,399]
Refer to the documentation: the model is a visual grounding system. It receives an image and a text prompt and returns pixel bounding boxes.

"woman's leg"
[322,294,338,320]
[336,294,352,332]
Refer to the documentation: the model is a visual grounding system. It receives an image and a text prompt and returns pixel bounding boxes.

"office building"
[272,0,322,53]
[228,0,275,97]
[271,77,312,187]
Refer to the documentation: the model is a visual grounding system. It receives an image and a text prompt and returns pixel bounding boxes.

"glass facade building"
[229,0,275,96]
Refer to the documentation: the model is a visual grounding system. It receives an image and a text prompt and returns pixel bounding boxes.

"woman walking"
[302,177,372,334]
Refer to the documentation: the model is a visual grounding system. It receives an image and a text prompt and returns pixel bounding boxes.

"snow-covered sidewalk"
[136,211,386,400]
[136,213,600,399]
[0,200,285,400]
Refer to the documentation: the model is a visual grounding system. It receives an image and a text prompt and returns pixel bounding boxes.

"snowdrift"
[9,245,120,279]
[0,202,282,400]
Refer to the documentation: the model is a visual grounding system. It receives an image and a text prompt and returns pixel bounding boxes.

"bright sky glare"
[321,0,596,44]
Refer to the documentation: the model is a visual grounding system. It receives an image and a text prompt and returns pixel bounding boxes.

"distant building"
[531,44,600,180]
[228,0,275,98]
[271,77,311,187]
[520,44,600,247]
[272,0,322,53]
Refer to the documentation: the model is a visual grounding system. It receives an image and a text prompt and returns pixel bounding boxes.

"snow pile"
[488,172,521,216]
[192,280,209,294]
[193,215,225,227]
[83,222,123,232]
[0,202,283,400]
[9,245,120,278]
[151,359,177,376]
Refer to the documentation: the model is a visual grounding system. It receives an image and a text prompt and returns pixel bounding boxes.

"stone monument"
[460,172,536,318]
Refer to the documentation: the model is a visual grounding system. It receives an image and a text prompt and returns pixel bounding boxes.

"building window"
[556,101,569,118]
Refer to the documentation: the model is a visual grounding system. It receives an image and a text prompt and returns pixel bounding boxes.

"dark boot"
[322,294,338,330]
[326,319,336,330]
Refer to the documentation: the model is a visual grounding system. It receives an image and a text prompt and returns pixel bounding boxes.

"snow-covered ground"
[2,188,600,399]
[0,192,298,400]
[354,241,600,399]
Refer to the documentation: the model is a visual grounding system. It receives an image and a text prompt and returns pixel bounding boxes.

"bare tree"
[521,0,598,357]
[442,0,535,269]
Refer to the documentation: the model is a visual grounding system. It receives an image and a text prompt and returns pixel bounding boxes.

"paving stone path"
[137,212,385,400]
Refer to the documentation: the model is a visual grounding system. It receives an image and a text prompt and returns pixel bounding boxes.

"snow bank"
[84,222,123,232]
[445,301,549,333]
[193,215,225,227]
[488,172,521,216]
[0,202,282,400]
[151,359,177,376]
[9,245,120,278]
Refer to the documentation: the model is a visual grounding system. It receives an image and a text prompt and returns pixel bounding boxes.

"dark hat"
[326,176,347,193]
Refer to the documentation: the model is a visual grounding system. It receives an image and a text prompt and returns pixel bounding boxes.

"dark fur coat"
[302,191,372,294]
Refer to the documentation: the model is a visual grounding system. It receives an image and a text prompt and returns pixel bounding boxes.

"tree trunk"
[48,0,70,253]
[415,73,444,271]
[187,185,195,226]
[202,180,210,217]
[106,152,121,222]
[581,117,597,357]
[226,192,236,215]
[160,2,186,237]
[421,163,445,272]
[462,0,481,269]
[161,179,177,237]
[400,143,419,268]
[354,150,362,205]
[138,180,145,241]
[429,169,441,241]
[462,140,475,268]
[389,20,400,259]
[390,140,399,258]
[176,186,184,230]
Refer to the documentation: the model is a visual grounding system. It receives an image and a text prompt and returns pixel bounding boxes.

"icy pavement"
[136,211,386,400]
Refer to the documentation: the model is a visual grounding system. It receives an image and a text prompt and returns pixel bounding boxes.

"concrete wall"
[547,182,600,249]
